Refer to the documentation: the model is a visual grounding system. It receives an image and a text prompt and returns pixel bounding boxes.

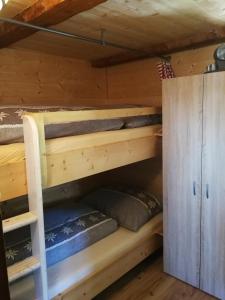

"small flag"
[156,60,175,80]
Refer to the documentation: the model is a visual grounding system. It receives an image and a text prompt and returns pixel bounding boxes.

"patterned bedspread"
[4,201,118,267]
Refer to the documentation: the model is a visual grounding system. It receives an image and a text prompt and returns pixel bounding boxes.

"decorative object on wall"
[156,59,175,80]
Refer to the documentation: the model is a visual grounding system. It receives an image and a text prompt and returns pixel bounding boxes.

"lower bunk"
[9,213,162,300]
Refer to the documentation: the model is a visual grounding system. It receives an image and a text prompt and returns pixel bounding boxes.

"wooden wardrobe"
[163,71,225,300]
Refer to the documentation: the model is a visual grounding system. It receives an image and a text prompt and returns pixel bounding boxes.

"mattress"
[0,105,123,145]
[0,105,161,145]
[5,201,118,268]
[9,212,163,300]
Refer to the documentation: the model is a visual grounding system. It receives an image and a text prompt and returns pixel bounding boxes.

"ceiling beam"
[0,0,107,48]
[92,28,225,68]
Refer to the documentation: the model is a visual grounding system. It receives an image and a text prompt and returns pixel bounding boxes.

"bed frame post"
[23,116,48,300]
[0,211,10,300]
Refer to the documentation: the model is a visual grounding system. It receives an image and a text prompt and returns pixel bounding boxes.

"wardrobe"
[163,71,225,299]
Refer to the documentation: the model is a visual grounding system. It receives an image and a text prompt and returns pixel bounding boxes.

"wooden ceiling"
[1,0,225,66]
[0,0,37,18]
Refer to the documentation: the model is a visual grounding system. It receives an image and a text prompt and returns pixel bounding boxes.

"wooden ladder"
[1,202,48,299]
[0,113,49,299]
[3,212,41,282]
[0,112,48,299]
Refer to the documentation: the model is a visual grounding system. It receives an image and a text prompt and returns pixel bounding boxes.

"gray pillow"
[83,187,162,232]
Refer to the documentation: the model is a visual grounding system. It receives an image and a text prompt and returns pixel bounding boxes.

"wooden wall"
[0,48,107,106]
[0,44,218,107]
[106,58,161,107]
[106,44,218,106]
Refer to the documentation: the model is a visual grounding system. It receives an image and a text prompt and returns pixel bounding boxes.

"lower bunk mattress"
[5,201,118,268]
[9,212,163,300]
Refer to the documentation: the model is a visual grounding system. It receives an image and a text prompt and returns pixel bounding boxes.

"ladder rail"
[23,115,48,300]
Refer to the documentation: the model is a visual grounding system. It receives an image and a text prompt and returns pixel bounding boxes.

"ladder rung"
[3,212,38,233]
[8,256,40,283]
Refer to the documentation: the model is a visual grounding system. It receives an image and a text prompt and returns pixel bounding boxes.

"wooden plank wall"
[106,44,218,106]
[106,57,162,107]
[0,48,107,106]
[0,44,218,107]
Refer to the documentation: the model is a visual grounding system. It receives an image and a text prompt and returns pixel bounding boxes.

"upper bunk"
[0,106,162,202]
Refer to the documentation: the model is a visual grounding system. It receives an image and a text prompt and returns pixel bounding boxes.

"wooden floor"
[95,251,216,300]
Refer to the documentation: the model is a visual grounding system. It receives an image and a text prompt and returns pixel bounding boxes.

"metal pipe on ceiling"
[0,17,147,54]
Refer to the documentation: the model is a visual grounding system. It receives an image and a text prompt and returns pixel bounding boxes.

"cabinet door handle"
[193,181,196,196]
[206,184,209,199]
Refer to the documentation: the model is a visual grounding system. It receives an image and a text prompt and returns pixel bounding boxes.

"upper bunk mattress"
[0,105,161,145]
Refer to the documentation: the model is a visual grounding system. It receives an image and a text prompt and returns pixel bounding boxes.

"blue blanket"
[5,201,118,267]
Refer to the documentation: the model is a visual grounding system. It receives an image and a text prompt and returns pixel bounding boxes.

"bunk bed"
[0,106,163,300]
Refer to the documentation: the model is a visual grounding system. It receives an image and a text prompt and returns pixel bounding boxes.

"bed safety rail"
[24,106,161,188]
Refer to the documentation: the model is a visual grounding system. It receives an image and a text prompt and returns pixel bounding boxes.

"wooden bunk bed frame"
[0,106,162,300]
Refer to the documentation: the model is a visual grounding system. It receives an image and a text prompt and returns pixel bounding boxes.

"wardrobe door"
[201,72,225,299]
[163,75,203,287]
